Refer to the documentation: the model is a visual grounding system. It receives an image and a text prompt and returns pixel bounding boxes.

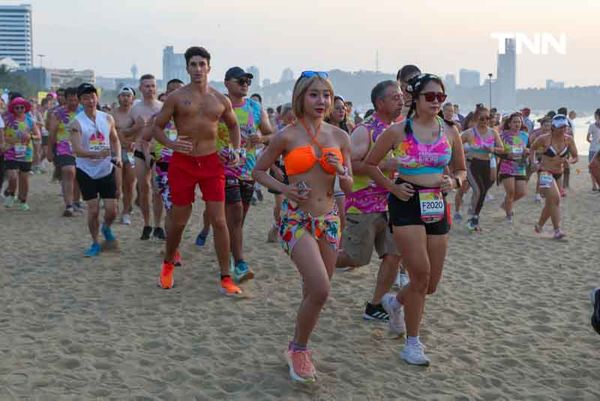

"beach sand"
[1,161,599,400]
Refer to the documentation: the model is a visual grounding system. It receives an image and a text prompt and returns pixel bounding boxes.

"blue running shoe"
[85,242,101,257]
[195,230,209,246]
[101,224,116,242]
[233,259,255,283]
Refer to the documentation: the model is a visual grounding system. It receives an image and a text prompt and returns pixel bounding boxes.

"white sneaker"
[534,193,542,203]
[398,271,410,287]
[3,195,15,208]
[381,293,406,336]
[400,342,430,366]
[121,213,132,225]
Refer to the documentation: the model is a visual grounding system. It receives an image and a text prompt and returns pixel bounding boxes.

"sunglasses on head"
[236,78,252,86]
[301,71,329,79]
[420,92,447,103]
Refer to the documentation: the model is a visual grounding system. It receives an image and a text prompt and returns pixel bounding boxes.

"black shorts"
[42,136,49,146]
[4,160,32,172]
[134,149,155,167]
[388,178,451,236]
[76,168,117,201]
[55,154,76,168]
[498,174,526,182]
[225,176,255,204]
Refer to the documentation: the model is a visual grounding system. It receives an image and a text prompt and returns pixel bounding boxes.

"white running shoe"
[534,193,542,203]
[3,195,15,208]
[399,271,410,287]
[400,342,430,366]
[121,213,132,225]
[381,293,406,336]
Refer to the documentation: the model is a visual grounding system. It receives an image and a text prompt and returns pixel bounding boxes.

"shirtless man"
[130,74,164,239]
[111,86,137,225]
[152,46,242,295]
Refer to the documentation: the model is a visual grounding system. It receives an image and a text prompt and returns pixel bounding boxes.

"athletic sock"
[288,341,307,352]
[220,274,231,280]
[406,336,421,347]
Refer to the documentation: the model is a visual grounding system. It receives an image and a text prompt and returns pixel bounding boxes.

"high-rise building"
[162,46,188,83]
[546,79,565,90]
[459,69,480,88]
[496,38,516,109]
[280,68,294,83]
[444,74,457,91]
[0,4,33,69]
[247,66,260,88]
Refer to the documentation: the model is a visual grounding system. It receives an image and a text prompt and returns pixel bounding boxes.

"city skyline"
[3,0,600,88]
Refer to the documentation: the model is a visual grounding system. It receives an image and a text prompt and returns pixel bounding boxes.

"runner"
[497,112,529,223]
[335,80,405,324]
[528,117,552,202]
[47,87,83,216]
[365,73,466,366]
[2,97,39,211]
[0,113,5,194]
[111,86,137,224]
[454,111,475,221]
[219,66,273,282]
[529,114,578,239]
[130,73,164,240]
[586,109,600,191]
[69,83,121,256]
[461,106,503,231]
[396,64,421,119]
[151,46,242,295]
[253,70,352,382]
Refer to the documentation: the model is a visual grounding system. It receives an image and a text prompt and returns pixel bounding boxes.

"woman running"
[528,117,552,202]
[454,111,475,220]
[529,114,578,239]
[497,112,529,223]
[462,106,503,231]
[365,73,466,366]
[253,71,352,383]
[586,109,600,191]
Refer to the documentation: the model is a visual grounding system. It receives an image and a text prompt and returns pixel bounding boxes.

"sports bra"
[395,117,452,176]
[284,120,343,176]
[470,127,495,154]
[543,140,569,158]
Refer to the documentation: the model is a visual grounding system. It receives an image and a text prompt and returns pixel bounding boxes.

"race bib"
[419,189,445,224]
[89,140,107,152]
[14,144,27,159]
[512,145,523,155]
[127,152,135,165]
[539,172,554,189]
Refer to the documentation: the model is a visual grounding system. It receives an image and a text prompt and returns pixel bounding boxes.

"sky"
[10,0,600,88]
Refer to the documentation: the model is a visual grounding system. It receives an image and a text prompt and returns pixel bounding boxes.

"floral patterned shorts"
[279,200,341,256]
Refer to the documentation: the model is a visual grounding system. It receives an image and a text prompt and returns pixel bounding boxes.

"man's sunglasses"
[236,78,252,86]
[420,92,447,103]
[301,71,329,79]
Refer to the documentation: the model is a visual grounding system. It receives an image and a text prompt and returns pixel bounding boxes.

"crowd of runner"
[1,47,599,383]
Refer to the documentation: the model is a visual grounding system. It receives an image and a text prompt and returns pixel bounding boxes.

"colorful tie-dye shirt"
[153,119,178,163]
[216,98,262,180]
[345,114,392,214]
[54,105,82,156]
[499,130,529,176]
[2,112,35,162]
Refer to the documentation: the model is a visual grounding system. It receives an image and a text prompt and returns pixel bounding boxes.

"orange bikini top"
[284,120,344,176]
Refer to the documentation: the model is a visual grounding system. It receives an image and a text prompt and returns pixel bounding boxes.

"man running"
[69,83,121,257]
[111,86,137,225]
[130,74,164,239]
[219,66,273,282]
[47,87,83,216]
[152,46,242,295]
[336,81,405,323]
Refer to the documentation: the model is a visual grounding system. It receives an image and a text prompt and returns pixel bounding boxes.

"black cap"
[77,83,97,98]
[225,66,253,81]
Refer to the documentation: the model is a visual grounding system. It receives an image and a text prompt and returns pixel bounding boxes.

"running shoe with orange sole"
[159,261,175,289]
[284,349,317,383]
[174,250,182,267]
[220,276,242,296]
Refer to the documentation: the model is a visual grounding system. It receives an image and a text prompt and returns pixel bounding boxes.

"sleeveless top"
[345,114,391,214]
[54,105,82,156]
[2,112,35,162]
[75,110,113,179]
[469,127,495,154]
[499,130,529,176]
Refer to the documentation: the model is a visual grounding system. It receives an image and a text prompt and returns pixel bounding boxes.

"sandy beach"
[1,160,599,401]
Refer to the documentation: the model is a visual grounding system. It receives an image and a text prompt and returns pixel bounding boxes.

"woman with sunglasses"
[497,112,529,223]
[529,114,578,239]
[365,74,466,366]
[2,97,40,210]
[253,71,352,383]
[461,106,503,231]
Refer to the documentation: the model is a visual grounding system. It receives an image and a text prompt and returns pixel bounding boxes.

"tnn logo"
[491,33,567,55]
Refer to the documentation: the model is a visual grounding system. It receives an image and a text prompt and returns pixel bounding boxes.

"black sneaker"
[153,227,166,240]
[363,302,389,321]
[140,226,152,240]
[591,288,600,335]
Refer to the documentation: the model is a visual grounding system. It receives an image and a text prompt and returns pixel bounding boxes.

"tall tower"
[0,4,33,69]
[496,38,516,110]
[130,64,138,80]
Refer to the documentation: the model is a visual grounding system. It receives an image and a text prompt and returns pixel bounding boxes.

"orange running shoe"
[174,250,182,267]
[220,276,242,296]
[159,261,175,289]
[285,349,316,383]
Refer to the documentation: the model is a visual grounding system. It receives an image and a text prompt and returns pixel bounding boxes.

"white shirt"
[588,122,600,153]
[75,110,113,179]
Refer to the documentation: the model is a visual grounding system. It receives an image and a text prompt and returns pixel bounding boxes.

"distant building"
[0,56,20,71]
[496,38,517,109]
[459,69,480,88]
[17,67,95,90]
[546,80,565,90]
[280,68,294,83]
[162,46,188,83]
[0,4,33,69]
[96,76,118,91]
[115,78,139,91]
[262,78,271,87]
[131,64,138,80]
[247,66,260,88]
[444,74,457,91]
